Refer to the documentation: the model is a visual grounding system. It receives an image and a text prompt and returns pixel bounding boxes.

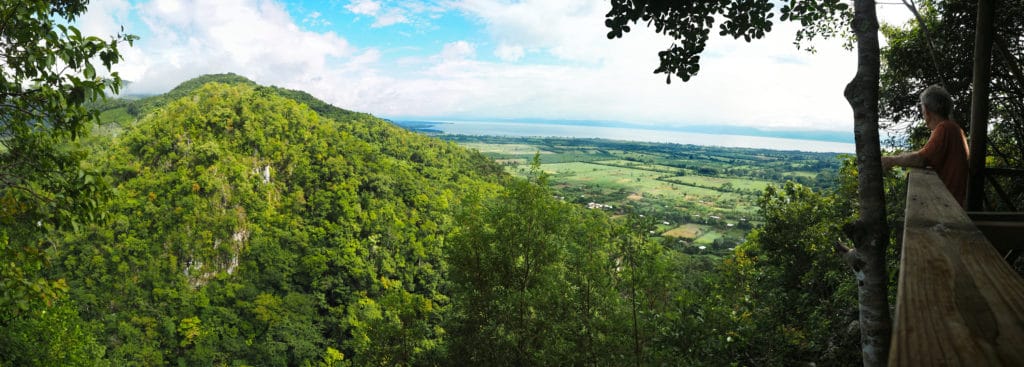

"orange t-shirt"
[918,120,970,206]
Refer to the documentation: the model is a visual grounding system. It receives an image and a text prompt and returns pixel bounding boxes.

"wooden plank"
[968,212,1024,253]
[890,169,1024,366]
[985,167,1024,177]
[968,212,1024,221]
[971,221,1024,254]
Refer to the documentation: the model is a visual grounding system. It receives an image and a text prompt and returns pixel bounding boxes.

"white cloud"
[79,0,886,132]
[494,44,524,62]
[303,11,331,27]
[344,0,411,28]
[89,0,353,94]
[345,0,381,16]
[444,0,858,130]
[372,8,408,27]
[75,0,133,38]
[877,3,916,27]
[440,41,475,61]
[455,0,609,63]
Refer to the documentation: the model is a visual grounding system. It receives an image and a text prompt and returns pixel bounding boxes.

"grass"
[439,136,841,245]
[663,223,702,239]
[461,143,553,155]
[594,159,685,174]
[662,175,772,191]
[98,107,135,126]
[541,162,680,197]
[693,230,724,245]
[534,161,756,215]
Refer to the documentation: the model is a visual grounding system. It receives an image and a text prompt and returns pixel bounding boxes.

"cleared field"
[788,171,818,178]
[663,223,702,239]
[694,230,724,245]
[98,107,134,125]
[441,135,842,250]
[536,162,754,214]
[461,143,552,155]
[541,162,684,199]
[666,184,725,199]
[663,175,772,191]
[595,160,684,173]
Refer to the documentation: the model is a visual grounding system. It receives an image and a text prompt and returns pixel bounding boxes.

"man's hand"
[881,156,895,171]
[881,152,925,171]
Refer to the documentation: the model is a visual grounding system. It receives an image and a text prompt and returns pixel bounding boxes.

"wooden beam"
[890,169,1024,366]
[967,212,1024,222]
[985,167,1024,177]
[967,0,996,210]
[968,212,1024,254]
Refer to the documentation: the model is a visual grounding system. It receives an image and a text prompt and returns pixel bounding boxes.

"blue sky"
[78,0,914,132]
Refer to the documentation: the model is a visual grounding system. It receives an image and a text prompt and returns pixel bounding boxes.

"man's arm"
[882,151,926,171]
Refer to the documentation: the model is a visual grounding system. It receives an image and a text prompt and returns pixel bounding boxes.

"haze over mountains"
[394,117,854,144]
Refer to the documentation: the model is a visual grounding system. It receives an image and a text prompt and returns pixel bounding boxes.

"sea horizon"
[395,119,856,154]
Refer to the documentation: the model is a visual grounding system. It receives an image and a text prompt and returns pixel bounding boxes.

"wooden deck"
[889,168,1024,366]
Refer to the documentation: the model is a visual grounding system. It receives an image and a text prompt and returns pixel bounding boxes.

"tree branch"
[995,36,1024,94]
[901,0,947,87]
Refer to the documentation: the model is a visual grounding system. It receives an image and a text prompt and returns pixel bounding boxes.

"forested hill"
[6,74,862,366]
[94,73,503,179]
[17,75,507,364]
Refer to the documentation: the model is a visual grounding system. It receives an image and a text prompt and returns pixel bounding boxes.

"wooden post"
[966,0,996,210]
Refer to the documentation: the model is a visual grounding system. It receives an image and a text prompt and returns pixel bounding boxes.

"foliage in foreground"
[0,0,134,321]
[3,74,872,366]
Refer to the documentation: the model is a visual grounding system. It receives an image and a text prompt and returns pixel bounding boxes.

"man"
[881,85,970,206]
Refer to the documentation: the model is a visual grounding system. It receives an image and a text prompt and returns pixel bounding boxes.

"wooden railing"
[890,168,1024,366]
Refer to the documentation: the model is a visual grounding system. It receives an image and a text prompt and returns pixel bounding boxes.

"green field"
[442,135,842,253]
[663,223,703,238]
[662,175,771,191]
[459,143,555,155]
[693,230,723,245]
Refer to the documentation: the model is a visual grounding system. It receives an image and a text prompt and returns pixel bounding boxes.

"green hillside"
[50,78,507,365]
[3,75,862,366]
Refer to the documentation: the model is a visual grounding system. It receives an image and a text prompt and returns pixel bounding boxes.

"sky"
[77,0,915,132]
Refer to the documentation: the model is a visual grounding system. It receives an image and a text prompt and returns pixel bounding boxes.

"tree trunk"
[967,0,996,211]
[843,1,892,366]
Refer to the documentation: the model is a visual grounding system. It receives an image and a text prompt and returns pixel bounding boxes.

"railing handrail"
[889,168,1024,366]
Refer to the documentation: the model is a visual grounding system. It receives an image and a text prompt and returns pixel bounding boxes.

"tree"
[1,0,134,317]
[880,0,1024,210]
[730,182,860,365]
[605,1,893,365]
[445,161,576,366]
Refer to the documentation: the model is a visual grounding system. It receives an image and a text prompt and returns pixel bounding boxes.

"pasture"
[442,135,842,253]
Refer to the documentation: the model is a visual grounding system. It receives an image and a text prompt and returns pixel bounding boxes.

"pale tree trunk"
[841,0,892,366]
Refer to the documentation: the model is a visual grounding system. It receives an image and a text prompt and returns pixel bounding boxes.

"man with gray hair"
[882,84,970,206]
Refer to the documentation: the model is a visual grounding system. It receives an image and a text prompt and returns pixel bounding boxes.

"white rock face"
[185,228,250,288]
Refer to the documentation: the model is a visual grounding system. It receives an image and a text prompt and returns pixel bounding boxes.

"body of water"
[425,120,855,153]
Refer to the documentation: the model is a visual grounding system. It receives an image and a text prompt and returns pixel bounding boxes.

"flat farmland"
[594,160,686,174]
[544,162,670,193]
[459,143,555,155]
[662,175,772,192]
[693,230,724,245]
[663,223,703,239]
[440,135,843,254]
[542,161,750,211]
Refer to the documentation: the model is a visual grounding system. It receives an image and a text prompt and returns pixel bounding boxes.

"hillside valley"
[3,74,862,366]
